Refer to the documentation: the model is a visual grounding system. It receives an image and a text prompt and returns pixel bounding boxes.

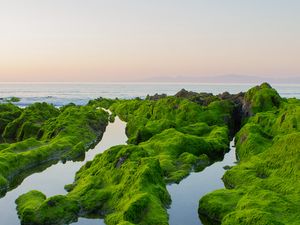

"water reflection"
[0,117,127,225]
[167,139,236,225]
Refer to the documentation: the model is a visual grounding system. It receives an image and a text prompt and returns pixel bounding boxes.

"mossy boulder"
[108,97,234,144]
[140,126,229,183]
[243,82,281,116]
[2,103,60,142]
[0,103,22,139]
[0,103,109,196]
[17,145,171,225]
[16,90,237,225]
[16,190,80,225]
[199,93,300,224]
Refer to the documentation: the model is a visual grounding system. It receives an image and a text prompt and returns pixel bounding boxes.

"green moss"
[10,85,300,225]
[17,145,170,225]
[105,96,232,184]
[199,189,244,223]
[109,97,234,144]
[0,103,109,196]
[16,91,236,225]
[244,82,282,115]
[2,102,60,141]
[16,191,80,225]
[140,126,228,183]
[0,103,22,139]
[0,175,8,194]
[199,92,300,224]
[235,123,272,160]
[16,190,46,219]
[178,122,212,136]
[4,97,21,103]
[88,97,116,109]
[0,138,43,153]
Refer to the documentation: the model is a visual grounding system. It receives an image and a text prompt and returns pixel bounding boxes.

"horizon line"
[0,81,299,86]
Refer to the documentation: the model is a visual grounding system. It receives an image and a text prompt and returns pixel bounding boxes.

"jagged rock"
[175,89,199,98]
[146,93,167,101]
[175,89,218,106]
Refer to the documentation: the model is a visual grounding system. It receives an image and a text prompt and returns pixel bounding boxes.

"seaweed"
[0,103,109,196]
[16,92,235,224]
[199,84,300,224]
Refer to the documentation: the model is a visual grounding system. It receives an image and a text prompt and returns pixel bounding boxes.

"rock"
[223,165,232,170]
[116,154,128,168]
[175,89,218,106]
[146,93,167,101]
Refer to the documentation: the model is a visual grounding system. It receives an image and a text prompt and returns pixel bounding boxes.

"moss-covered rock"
[140,126,228,183]
[0,103,109,196]
[0,103,22,140]
[101,96,234,184]
[108,96,234,144]
[16,190,80,225]
[17,145,171,225]
[199,189,244,223]
[199,85,300,224]
[16,91,237,224]
[13,84,298,225]
[243,82,282,116]
[2,103,60,142]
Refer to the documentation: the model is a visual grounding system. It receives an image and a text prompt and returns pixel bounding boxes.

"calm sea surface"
[0,82,299,106]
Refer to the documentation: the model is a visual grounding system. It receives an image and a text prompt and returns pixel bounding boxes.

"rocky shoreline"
[0,83,299,224]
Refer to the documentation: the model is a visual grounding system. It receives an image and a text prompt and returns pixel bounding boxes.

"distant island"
[137,74,300,84]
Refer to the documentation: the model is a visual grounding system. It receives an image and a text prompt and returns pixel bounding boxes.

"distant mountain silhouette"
[139,75,300,84]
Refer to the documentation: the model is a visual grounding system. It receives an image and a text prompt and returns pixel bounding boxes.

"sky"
[0,0,299,82]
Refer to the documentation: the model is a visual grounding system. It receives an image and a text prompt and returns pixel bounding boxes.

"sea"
[0,82,299,106]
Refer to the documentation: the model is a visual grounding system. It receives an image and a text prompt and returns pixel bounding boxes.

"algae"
[17,145,171,225]
[16,92,236,225]
[199,84,300,225]
[0,103,109,197]
[13,84,299,225]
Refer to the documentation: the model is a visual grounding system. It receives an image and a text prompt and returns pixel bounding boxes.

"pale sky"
[0,0,299,82]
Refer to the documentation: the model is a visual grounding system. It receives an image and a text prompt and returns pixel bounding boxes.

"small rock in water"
[223,165,232,170]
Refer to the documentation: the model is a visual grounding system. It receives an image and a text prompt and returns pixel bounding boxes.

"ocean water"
[0,82,299,106]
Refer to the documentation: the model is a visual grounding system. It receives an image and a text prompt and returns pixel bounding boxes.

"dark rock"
[175,89,198,98]
[47,199,56,207]
[175,89,218,106]
[116,155,128,168]
[218,92,246,135]
[146,93,167,101]
[223,165,232,170]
